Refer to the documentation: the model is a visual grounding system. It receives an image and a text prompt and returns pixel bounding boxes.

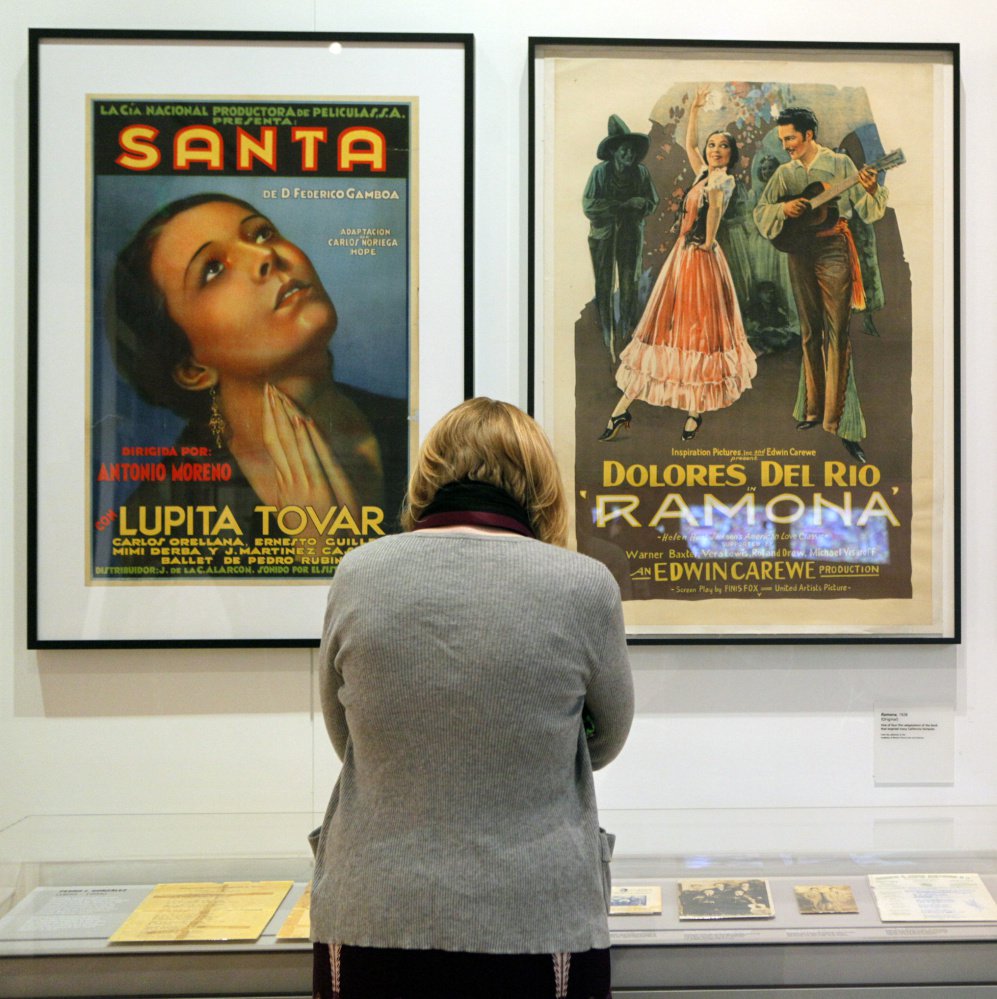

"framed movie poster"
[28,30,473,647]
[529,38,958,643]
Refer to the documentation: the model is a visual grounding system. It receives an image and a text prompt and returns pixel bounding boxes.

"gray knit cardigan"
[311,531,634,953]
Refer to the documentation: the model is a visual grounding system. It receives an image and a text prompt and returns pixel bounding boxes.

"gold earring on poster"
[208,386,227,450]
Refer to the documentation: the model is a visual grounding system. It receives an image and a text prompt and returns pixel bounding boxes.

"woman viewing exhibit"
[600,83,757,443]
[311,397,635,999]
[104,192,407,554]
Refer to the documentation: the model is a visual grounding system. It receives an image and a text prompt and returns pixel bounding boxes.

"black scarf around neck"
[413,479,535,538]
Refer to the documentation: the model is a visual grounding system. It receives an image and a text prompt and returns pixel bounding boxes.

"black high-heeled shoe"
[681,414,703,441]
[598,410,632,442]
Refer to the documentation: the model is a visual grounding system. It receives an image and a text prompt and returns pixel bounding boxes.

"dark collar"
[412,479,534,539]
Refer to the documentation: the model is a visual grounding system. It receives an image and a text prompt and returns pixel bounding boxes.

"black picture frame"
[28,29,474,648]
[529,37,959,643]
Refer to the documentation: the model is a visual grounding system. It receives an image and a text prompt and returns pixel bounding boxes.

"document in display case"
[108,881,293,943]
[868,873,997,922]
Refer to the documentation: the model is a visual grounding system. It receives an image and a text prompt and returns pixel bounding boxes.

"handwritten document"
[109,881,293,943]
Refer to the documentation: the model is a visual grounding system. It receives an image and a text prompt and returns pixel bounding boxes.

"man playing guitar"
[753,106,889,464]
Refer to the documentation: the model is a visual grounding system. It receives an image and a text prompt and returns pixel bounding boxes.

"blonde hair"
[401,397,569,547]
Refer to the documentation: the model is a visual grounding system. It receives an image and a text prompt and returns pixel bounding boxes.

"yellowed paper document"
[277,884,312,940]
[109,881,293,943]
[869,874,997,922]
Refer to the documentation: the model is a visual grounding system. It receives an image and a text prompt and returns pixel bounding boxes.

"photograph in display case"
[529,38,958,643]
[28,30,473,647]
[677,878,774,919]
[794,884,860,914]
[610,884,663,915]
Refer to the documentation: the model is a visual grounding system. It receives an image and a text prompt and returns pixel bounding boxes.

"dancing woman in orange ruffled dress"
[600,85,757,443]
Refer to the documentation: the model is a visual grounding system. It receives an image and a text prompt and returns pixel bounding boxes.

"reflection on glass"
[675,506,776,559]
[790,507,890,564]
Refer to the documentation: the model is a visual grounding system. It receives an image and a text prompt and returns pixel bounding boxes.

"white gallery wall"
[1,0,994,851]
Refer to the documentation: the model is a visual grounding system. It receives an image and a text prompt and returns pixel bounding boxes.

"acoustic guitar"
[772,148,906,254]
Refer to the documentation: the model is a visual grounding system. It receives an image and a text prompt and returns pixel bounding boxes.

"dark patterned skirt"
[313,942,611,999]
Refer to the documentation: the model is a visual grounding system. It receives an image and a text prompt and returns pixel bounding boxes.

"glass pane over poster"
[29,31,473,647]
[529,38,958,642]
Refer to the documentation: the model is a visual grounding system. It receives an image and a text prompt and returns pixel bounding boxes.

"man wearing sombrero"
[583,114,659,362]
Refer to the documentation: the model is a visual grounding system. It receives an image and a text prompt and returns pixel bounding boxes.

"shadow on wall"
[627,643,961,716]
[22,648,314,718]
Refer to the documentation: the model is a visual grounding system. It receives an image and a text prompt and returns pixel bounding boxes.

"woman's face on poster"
[704,132,732,168]
[149,200,337,383]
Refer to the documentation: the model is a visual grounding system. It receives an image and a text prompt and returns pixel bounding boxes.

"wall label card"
[874,705,955,785]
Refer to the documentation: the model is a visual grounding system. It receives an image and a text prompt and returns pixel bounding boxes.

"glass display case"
[605,806,997,995]
[4,807,997,997]
[0,812,316,997]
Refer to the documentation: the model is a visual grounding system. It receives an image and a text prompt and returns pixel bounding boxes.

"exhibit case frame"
[5,807,997,997]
